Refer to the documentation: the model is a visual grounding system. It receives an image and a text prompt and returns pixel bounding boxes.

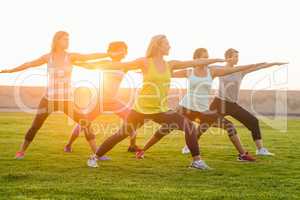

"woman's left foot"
[87,155,98,168]
[181,146,190,155]
[256,147,274,156]
[96,155,111,161]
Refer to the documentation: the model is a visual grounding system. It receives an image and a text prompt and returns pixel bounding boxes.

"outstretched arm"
[70,52,111,62]
[209,62,266,78]
[74,58,145,71]
[168,58,225,70]
[74,60,112,70]
[210,62,288,78]
[0,55,47,73]
[171,69,192,78]
[241,62,288,75]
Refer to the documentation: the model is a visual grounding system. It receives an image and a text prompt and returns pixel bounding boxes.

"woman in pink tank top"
[0,31,113,159]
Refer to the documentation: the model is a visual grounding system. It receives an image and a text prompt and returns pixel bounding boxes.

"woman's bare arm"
[0,55,48,73]
[241,62,288,75]
[169,58,225,70]
[70,52,110,62]
[73,58,145,71]
[209,62,265,78]
[171,69,192,78]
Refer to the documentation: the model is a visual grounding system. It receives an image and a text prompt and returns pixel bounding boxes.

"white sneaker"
[190,160,211,170]
[87,155,99,168]
[181,146,191,155]
[256,147,275,156]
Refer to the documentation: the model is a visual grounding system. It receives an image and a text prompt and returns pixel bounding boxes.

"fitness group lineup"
[0,31,288,169]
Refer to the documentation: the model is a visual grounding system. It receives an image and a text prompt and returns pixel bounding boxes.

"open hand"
[272,62,289,66]
[0,69,11,73]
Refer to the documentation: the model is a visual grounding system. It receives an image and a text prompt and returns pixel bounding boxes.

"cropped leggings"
[96,110,200,157]
[209,97,262,141]
[24,97,95,142]
[71,99,132,136]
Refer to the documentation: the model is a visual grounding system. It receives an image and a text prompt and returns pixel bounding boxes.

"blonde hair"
[146,35,166,58]
[51,31,69,53]
[193,48,208,59]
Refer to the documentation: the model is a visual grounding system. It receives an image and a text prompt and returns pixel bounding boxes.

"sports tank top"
[46,54,73,101]
[133,58,171,114]
[102,70,125,102]
[179,67,213,112]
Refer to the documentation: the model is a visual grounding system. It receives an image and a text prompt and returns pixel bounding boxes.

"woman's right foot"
[190,160,211,170]
[15,151,25,160]
[181,146,191,154]
[136,150,145,159]
[237,152,256,162]
[64,145,72,153]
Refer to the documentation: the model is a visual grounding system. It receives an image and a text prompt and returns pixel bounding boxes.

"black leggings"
[96,110,200,157]
[153,106,237,140]
[25,97,95,142]
[209,97,262,141]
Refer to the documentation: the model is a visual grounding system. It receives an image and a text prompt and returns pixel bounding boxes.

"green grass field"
[0,112,299,200]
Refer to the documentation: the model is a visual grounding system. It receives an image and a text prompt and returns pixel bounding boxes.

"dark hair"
[225,48,239,59]
[108,41,128,52]
[193,48,208,59]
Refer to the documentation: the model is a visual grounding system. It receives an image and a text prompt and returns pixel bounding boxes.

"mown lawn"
[0,112,299,200]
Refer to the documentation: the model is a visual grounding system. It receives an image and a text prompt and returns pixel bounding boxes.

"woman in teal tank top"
[87,35,225,169]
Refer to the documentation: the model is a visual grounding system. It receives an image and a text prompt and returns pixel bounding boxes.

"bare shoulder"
[167,60,180,67]
[68,52,79,61]
[41,53,51,62]
[134,57,148,69]
[135,57,147,65]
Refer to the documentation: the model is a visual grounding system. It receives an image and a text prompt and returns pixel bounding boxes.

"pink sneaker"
[15,151,25,160]
[136,150,145,159]
[237,152,256,162]
[64,145,72,153]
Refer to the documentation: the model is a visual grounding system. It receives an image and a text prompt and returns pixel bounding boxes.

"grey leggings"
[210,97,262,141]
[24,97,95,142]
[96,110,200,157]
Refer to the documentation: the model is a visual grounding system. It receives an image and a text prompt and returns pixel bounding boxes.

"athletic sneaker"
[15,151,25,160]
[136,150,145,159]
[256,147,274,156]
[97,155,111,161]
[181,146,190,155]
[87,155,99,168]
[190,160,211,170]
[237,152,256,162]
[64,145,72,153]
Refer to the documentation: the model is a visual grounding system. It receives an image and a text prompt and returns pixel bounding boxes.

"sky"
[0,0,298,90]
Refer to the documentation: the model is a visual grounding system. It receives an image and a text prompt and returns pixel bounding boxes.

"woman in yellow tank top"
[87,35,225,169]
